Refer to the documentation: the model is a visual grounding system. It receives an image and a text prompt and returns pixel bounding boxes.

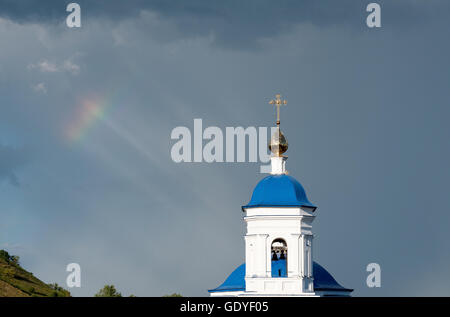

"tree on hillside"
[0,250,21,268]
[163,293,183,297]
[49,283,64,291]
[10,255,20,266]
[0,250,12,262]
[0,250,20,267]
[95,285,122,297]
[48,283,71,297]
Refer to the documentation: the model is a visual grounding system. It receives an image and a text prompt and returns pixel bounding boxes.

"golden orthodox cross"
[269,94,287,126]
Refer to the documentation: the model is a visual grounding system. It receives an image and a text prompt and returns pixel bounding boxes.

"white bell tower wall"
[242,206,316,296]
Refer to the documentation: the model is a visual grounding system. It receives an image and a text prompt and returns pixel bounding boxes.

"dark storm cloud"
[0,144,28,186]
[1,0,450,297]
[0,0,448,48]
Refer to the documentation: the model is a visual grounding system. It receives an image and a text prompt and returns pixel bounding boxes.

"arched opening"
[271,238,287,277]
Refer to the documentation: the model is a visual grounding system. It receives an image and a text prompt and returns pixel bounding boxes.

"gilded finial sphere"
[269,128,288,156]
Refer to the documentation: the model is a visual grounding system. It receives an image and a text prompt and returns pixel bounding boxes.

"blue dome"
[243,174,316,209]
[312,262,353,292]
[208,263,246,292]
[208,262,352,294]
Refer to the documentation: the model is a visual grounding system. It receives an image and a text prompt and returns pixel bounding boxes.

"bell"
[272,252,278,261]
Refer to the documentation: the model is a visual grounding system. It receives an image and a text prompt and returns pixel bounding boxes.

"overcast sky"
[1,1,450,296]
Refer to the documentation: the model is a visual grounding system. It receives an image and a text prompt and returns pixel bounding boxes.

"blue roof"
[312,262,353,292]
[242,174,316,209]
[208,263,246,292]
[208,262,352,293]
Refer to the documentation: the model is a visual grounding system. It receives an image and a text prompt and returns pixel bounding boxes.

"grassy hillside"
[0,250,70,297]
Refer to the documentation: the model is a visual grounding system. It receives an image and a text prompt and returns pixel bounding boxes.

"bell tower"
[209,94,352,297]
[241,94,317,296]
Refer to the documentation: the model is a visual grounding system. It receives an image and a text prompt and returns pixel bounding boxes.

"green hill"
[0,250,70,297]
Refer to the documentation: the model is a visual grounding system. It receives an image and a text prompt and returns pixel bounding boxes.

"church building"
[209,94,353,297]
